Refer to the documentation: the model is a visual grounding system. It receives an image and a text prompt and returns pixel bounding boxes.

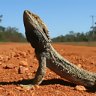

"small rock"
[90,62,95,64]
[27,50,32,54]
[60,49,64,52]
[0,55,4,61]
[19,51,27,58]
[18,66,29,74]
[14,53,20,58]
[3,56,10,62]
[19,60,28,67]
[0,87,4,90]
[3,63,15,69]
[10,52,16,58]
[16,86,22,90]
[16,86,25,91]
[7,90,16,96]
[34,85,40,89]
[77,64,82,68]
[75,85,86,91]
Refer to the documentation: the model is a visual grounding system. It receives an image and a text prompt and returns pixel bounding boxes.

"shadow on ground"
[0,78,96,92]
[0,78,75,86]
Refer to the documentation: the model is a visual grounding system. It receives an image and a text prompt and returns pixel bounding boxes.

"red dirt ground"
[0,43,96,96]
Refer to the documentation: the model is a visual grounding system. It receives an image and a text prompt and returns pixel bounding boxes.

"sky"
[0,0,96,38]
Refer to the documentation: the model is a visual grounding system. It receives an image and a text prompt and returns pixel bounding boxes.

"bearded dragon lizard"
[23,10,96,89]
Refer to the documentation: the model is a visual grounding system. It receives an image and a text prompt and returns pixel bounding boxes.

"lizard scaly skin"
[23,10,96,88]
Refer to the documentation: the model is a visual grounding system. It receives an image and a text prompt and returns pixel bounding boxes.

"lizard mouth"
[23,10,40,49]
[24,10,37,29]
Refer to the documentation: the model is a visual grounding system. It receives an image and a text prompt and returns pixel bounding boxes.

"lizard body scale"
[23,10,96,87]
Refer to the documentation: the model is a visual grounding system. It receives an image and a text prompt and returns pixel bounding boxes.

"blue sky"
[0,0,96,37]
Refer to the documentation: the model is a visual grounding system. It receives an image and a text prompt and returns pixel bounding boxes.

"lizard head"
[23,10,51,51]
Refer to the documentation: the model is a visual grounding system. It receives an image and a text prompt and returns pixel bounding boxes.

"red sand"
[0,43,96,96]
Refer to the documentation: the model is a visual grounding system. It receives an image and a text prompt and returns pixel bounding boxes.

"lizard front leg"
[20,53,46,89]
[33,53,46,85]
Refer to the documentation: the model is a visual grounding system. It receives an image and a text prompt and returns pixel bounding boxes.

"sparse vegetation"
[52,25,96,42]
[0,26,26,42]
[0,14,26,42]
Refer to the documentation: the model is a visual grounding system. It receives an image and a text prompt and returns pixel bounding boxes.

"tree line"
[52,25,96,42]
[1,14,96,42]
[0,15,26,42]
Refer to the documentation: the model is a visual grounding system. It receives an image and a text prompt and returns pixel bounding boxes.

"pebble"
[3,56,10,62]
[34,85,40,89]
[7,90,16,96]
[19,60,28,67]
[3,63,15,69]
[18,66,29,74]
[75,85,86,91]
[18,51,27,58]
[77,64,82,68]
[10,52,16,58]
[16,86,25,91]
[0,55,4,61]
